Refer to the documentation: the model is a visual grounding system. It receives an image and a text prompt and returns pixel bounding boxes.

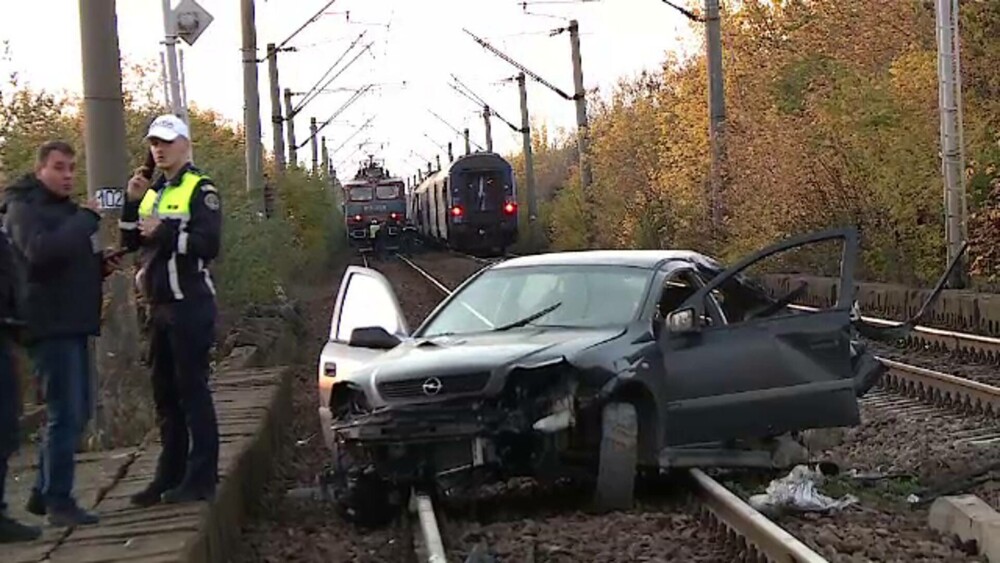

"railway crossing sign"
[173,0,214,46]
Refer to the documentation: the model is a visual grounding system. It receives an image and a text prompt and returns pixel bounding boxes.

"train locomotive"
[407,151,518,256]
[341,156,407,253]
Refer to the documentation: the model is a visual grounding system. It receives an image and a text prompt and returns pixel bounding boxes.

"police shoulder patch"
[203,192,221,211]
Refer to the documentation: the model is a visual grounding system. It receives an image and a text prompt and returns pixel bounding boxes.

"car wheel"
[592,401,638,512]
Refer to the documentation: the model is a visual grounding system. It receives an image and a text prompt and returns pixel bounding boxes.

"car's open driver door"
[318,266,409,450]
[659,228,862,447]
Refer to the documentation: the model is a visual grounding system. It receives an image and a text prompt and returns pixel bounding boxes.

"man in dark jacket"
[1,141,116,527]
[0,220,42,542]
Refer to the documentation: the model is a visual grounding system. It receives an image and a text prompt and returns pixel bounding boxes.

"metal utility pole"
[483,105,494,152]
[79,0,141,444]
[705,0,726,232]
[241,0,263,197]
[179,50,194,163]
[267,43,286,172]
[465,23,592,242]
[179,50,189,110]
[159,51,170,108]
[161,0,185,120]
[322,136,330,174]
[517,72,538,223]
[310,117,319,173]
[936,0,967,287]
[464,128,471,155]
[284,88,297,167]
[568,20,591,192]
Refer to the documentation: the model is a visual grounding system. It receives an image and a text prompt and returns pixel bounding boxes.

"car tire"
[592,401,638,512]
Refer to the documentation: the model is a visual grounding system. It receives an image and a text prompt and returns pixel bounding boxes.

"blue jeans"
[29,336,91,510]
[0,337,20,513]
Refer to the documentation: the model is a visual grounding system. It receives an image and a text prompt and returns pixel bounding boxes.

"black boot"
[25,488,45,516]
[130,481,171,507]
[0,513,42,543]
[161,482,215,504]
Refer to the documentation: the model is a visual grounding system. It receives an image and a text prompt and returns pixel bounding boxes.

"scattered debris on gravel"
[769,391,998,561]
[438,478,732,562]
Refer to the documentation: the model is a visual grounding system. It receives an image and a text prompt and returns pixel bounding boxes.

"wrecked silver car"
[316,228,941,526]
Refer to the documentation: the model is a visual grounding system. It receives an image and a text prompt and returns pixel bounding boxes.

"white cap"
[145,114,190,142]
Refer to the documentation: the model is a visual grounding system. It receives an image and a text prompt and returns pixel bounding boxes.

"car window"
[418,265,653,337]
[334,272,404,341]
[516,272,561,311]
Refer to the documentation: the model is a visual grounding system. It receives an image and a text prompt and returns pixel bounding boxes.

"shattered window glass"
[709,238,847,324]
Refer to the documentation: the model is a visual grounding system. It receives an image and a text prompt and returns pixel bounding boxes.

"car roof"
[490,249,723,270]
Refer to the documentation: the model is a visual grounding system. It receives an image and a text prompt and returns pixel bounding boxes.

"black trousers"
[149,298,219,492]
[0,336,19,513]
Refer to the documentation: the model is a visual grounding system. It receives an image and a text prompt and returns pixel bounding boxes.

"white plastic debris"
[748,464,858,517]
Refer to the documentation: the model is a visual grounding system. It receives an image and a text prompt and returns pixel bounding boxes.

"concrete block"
[928,494,1000,562]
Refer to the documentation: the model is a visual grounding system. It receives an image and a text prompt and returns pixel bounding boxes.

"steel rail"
[411,491,447,563]
[689,468,829,562]
[396,252,829,562]
[789,303,1000,359]
[877,357,1000,414]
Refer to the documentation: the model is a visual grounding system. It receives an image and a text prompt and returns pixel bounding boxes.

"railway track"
[791,303,1000,361]
[393,252,829,563]
[785,304,1000,418]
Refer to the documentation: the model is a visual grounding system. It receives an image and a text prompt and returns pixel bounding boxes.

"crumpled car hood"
[358,326,624,386]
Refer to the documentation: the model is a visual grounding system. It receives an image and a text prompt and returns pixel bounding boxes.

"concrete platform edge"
[179,365,294,563]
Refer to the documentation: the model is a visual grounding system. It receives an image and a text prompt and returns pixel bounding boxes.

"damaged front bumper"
[330,391,581,485]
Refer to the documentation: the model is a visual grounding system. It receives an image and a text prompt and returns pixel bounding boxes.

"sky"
[0,0,703,182]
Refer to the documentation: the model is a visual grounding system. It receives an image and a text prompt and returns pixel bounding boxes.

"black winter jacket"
[0,221,22,332]
[120,163,222,305]
[0,174,103,341]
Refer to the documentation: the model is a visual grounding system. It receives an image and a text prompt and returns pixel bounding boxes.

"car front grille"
[377,371,491,400]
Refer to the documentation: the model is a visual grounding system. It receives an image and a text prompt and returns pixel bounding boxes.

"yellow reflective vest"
[121,165,221,303]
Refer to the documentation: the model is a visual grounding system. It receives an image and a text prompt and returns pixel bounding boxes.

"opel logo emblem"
[422,377,442,396]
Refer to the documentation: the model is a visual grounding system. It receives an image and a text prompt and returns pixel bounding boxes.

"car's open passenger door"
[658,228,862,446]
[318,266,409,448]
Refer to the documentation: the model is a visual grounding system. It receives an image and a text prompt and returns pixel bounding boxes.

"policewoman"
[119,114,221,506]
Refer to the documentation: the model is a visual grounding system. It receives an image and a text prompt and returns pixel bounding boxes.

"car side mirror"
[349,326,401,349]
[666,307,701,335]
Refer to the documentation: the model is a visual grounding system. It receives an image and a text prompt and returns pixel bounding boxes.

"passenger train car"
[407,151,517,255]
[342,156,406,252]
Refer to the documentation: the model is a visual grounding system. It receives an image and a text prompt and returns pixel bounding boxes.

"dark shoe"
[0,514,42,543]
[25,489,45,516]
[47,504,99,527]
[161,485,215,504]
[130,483,170,507]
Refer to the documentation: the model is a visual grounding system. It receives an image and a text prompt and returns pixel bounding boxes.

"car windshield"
[418,264,653,337]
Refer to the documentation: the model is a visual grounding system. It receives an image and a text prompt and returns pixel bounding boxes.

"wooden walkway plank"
[1,366,294,563]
